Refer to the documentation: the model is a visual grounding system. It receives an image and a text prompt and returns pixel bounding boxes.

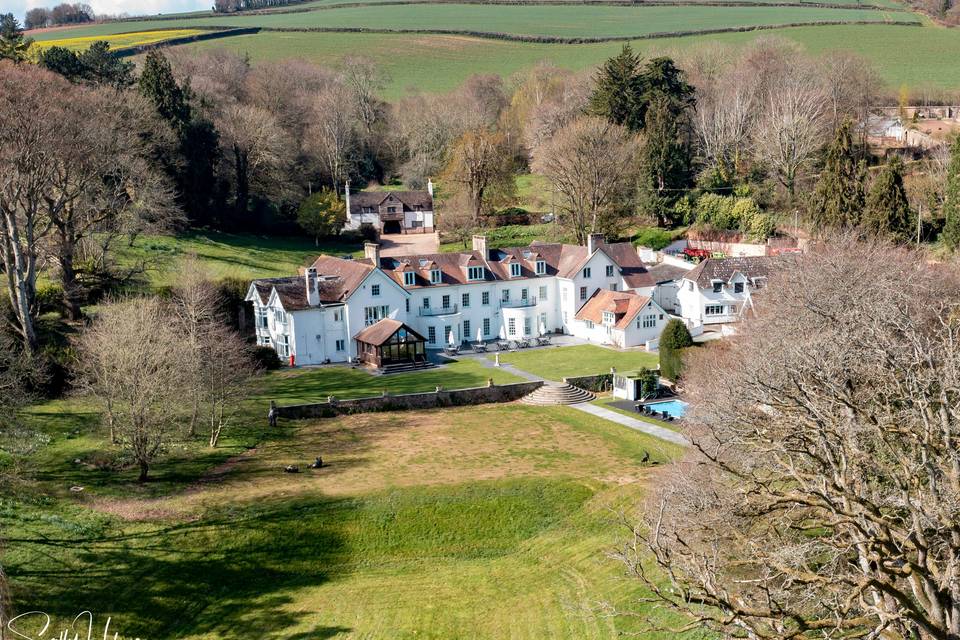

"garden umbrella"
[499,325,506,340]
[448,330,456,346]
[476,326,483,343]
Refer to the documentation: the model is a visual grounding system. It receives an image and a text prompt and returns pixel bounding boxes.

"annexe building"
[246,234,664,366]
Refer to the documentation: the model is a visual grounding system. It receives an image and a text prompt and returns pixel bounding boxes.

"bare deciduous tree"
[621,238,960,640]
[201,324,255,448]
[533,116,638,243]
[307,84,359,190]
[77,298,186,481]
[441,128,516,225]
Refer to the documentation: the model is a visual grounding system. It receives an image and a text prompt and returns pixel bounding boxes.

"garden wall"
[564,373,613,392]
[275,380,543,419]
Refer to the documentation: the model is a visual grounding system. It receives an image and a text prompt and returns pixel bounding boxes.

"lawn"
[6,389,691,639]
[114,231,361,289]
[491,344,659,380]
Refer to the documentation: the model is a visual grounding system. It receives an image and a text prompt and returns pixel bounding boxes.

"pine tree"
[0,13,31,63]
[589,44,643,131]
[810,120,866,229]
[638,57,695,124]
[138,50,191,129]
[640,97,692,226]
[942,137,960,250]
[863,156,913,241]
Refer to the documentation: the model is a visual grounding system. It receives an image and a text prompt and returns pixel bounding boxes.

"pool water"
[645,399,688,419]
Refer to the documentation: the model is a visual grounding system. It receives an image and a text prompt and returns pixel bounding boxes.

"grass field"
[7,355,692,638]
[114,231,360,288]
[174,23,960,98]
[491,344,659,380]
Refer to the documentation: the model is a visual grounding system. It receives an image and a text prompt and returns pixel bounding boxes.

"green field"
[174,23,958,98]
[7,358,690,638]
[491,344,660,380]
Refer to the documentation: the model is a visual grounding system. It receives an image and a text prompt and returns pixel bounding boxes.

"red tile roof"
[575,289,655,330]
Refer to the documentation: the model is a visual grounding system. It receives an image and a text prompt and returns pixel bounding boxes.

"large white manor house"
[246,234,677,366]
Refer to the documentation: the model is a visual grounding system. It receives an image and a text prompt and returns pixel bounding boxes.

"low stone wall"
[564,373,613,393]
[275,380,543,419]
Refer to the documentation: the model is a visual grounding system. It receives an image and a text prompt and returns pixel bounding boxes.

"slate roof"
[646,262,693,284]
[684,256,775,288]
[348,190,433,216]
[372,240,653,289]
[575,289,655,330]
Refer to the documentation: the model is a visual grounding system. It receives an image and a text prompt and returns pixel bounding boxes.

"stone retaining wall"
[564,373,613,392]
[275,380,543,419]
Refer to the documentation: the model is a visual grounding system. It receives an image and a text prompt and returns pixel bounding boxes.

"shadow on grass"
[9,497,356,639]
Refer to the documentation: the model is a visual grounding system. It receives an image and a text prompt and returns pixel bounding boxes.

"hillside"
[25,0,960,98]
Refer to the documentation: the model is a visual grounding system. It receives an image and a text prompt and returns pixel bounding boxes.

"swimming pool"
[645,399,688,419]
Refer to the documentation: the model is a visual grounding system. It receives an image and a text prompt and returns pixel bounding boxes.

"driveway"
[380,232,439,257]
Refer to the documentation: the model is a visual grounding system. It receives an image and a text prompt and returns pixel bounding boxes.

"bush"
[632,227,676,251]
[746,212,777,242]
[35,282,64,314]
[251,345,282,371]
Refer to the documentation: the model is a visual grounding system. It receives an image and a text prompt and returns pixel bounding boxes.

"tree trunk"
[59,236,83,321]
[235,145,249,220]
[138,460,149,483]
[0,215,39,354]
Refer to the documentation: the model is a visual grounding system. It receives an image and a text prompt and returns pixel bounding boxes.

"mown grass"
[176,23,960,98]
[30,28,206,51]
[491,344,660,380]
[7,375,694,639]
[113,230,360,288]
[440,222,569,252]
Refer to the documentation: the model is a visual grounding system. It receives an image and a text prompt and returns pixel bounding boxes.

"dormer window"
[510,263,521,278]
[468,266,484,281]
[734,282,744,294]
[712,282,723,293]
[535,260,546,275]
[430,269,441,284]
[404,272,416,286]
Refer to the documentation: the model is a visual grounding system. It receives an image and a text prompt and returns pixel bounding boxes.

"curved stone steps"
[520,383,595,406]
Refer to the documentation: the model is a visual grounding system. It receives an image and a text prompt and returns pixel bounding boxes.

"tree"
[942,136,960,249]
[24,7,51,29]
[77,297,187,481]
[38,45,86,81]
[532,116,638,244]
[658,318,692,381]
[638,57,695,123]
[138,49,191,129]
[441,128,515,225]
[298,189,345,245]
[863,156,913,240]
[639,96,692,227]
[752,60,829,199]
[306,84,358,190]
[201,325,255,448]
[624,238,960,639]
[171,256,223,438]
[809,120,866,229]
[77,40,134,87]
[588,44,643,131]
[0,14,31,63]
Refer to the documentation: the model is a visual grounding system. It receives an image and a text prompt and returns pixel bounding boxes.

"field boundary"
[256,19,921,44]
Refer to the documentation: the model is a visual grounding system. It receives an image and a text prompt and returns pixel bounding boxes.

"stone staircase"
[521,382,595,406]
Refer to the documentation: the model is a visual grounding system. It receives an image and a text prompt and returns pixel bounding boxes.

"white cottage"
[675,256,773,327]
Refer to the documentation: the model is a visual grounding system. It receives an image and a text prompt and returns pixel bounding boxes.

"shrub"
[251,345,282,371]
[659,319,693,382]
[633,227,676,251]
[35,282,64,314]
[746,212,777,242]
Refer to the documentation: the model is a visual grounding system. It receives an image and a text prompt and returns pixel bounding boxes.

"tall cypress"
[589,44,643,131]
[942,137,960,250]
[810,120,866,229]
[138,50,191,129]
[640,97,692,226]
[863,156,913,241]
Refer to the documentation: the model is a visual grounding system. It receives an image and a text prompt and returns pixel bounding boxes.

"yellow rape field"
[32,28,206,52]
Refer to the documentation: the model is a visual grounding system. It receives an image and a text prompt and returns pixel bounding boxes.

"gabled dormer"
[464,254,485,282]
[417,258,441,284]
[396,261,416,287]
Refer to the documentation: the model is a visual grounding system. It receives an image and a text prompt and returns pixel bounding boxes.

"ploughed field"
[25,0,960,97]
[5,358,691,639]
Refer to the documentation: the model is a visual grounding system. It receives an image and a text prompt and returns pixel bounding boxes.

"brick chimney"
[471,234,487,257]
[364,242,381,267]
[305,267,319,306]
[587,233,605,255]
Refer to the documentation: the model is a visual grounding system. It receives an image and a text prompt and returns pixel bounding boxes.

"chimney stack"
[305,267,319,306]
[587,233,605,255]
[364,242,381,267]
[427,178,434,198]
[472,234,487,257]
